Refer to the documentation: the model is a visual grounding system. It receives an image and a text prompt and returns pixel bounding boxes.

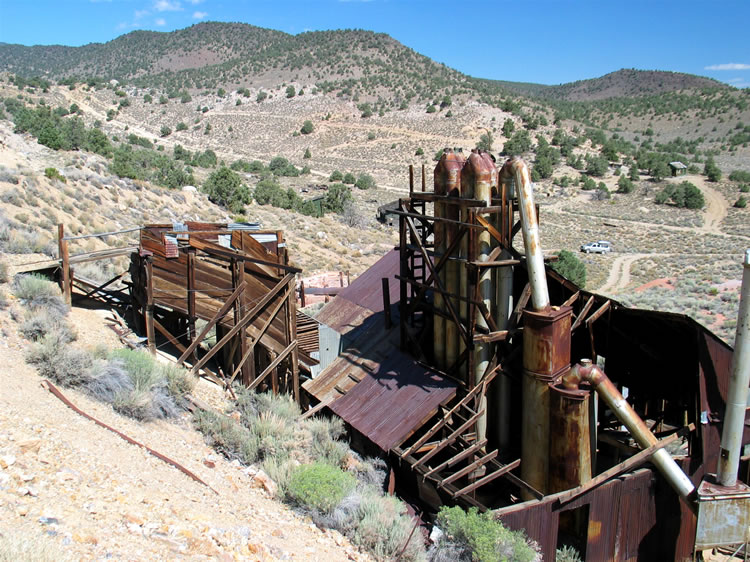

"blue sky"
[1,0,748,87]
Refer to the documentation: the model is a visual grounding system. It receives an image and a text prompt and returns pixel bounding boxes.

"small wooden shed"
[669,161,688,177]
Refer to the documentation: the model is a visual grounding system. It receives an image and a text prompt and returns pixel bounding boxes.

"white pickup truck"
[580,241,612,254]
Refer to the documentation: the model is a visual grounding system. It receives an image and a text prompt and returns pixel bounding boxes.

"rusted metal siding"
[698,330,742,474]
[495,468,695,561]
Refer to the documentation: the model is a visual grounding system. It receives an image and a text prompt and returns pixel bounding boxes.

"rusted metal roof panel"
[316,249,400,335]
[328,349,456,451]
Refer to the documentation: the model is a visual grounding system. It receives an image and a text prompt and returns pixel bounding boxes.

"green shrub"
[551,250,586,288]
[617,175,634,194]
[436,506,538,562]
[202,166,251,212]
[655,181,705,209]
[342,172,356,185]
[729,170,750,183]
[354,173,376,190]
[44,167,66,183]
[740,184,750,193]
[288,462,355,513]
[557,545,583,562]
[329,170,343,182]
[0,260,7,284]
[300,120,314,135]
[735,196,747,208]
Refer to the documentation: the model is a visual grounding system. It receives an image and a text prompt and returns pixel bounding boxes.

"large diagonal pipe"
[717,249,750,487]
[565,360,696,502]
[499,157,549,311]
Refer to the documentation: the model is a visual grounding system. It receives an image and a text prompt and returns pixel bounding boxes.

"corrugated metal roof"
[316,249,400,335]
[328,349,456,451]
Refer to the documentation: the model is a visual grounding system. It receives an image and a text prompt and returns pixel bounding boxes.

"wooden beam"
[571,295,595,333]
[245,341,297,392]
[228,285,292,387]
[190,274,294,375]
[509,284,531,329]
[145,256,155,354]
[189,237,302,274]
[474,214,504,246]
[74,271,127,302]
[451,458,521,498]
[412,410,484,469]
[187,248,197,362]
[423,439,488,478]
[394,447,489,512]
[467,259,521,268]
[555,425,692,507]
[440,449,499,487]
[176,281,245,365]
[473,330,511,344]
[406,225,467,320]
[382,278,392,330]
[400,367,499,460]
[58,224,71,305]
[586,299,611,326]
[562,291,580,308]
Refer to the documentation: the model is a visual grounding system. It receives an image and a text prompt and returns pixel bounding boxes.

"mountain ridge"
[0,22,732,105]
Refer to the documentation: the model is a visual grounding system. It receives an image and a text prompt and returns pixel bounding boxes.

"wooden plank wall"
[137,225,295,376]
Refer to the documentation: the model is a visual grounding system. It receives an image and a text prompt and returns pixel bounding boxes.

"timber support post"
[187,247,197,361]
[144,254,155,354]
[58,223,71,305]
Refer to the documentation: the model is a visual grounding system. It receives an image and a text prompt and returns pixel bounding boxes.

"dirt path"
[688,175,728,233]
[596,253,655,294]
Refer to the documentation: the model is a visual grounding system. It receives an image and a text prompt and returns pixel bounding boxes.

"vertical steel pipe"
[462,150,497,442]
[492,173,514,451]
[500,157,549,311]
[433,150,449,370]
[567,360,696,501]
[717,249,750,487]
[444,150,465,376]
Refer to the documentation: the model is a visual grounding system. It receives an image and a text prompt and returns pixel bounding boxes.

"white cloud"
[193,10,208,19]
[154,0,182,12]
[135,9,149,19]
[188,0,204,4]
[155,17,167,26]
[704,63,750,71]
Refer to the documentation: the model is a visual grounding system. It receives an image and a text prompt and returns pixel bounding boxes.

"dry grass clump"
[12,277,196,421]
[194,388,424,560]
[0,530,71,562]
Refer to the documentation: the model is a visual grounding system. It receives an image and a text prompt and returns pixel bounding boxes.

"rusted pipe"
[500,158,549,311]
[568,360,696,502]
[443,150,465,376]
[463,150,497,442]
[717,249,750,487]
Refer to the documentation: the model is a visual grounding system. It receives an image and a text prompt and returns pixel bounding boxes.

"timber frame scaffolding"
[130,223,302,401]
[388,163,544,508]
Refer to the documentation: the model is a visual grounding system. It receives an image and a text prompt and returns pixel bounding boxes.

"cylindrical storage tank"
[443,149,466,375]
[461,149,497,441]
[521,305,572,498]
[548,383,592,493]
